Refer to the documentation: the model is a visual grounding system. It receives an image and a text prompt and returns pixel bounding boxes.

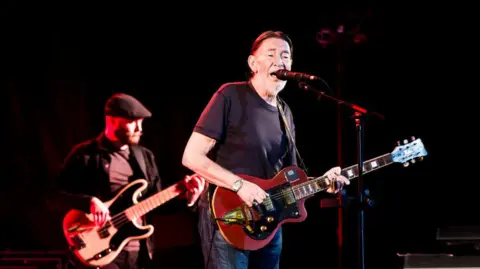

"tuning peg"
[410,159,416,164]
[397,141,401,146]
[403,139,408,144]
[411,136,416,141]
[403,162,409,167]
[418,156,424,161]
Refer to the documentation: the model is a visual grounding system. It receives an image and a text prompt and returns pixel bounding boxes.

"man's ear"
[247,55,256,73]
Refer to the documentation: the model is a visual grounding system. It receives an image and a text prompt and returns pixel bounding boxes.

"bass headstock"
[391,136,428,167]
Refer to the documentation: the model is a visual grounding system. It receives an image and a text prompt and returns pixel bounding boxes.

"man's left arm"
[144,150,204,214]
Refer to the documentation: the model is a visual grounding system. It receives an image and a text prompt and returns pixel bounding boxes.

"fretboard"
[292,153,393,200]
[124,182,186,221]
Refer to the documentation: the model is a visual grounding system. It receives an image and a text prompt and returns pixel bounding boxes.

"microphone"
[273,69,321,82]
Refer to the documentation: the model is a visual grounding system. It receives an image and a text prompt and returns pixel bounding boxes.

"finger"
[95,213,101,226]
[333,167,341,174]
[103,213,110,225]
[99,212,106,226]
[338,176,349,185]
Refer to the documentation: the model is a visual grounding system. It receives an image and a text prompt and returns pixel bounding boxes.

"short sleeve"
[193,90,228,141]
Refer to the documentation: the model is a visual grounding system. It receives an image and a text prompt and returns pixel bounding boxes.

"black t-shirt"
[194,81,298,195]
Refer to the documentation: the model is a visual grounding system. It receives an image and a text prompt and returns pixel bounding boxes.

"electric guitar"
[62,179,187,267]
[211,137,428,250]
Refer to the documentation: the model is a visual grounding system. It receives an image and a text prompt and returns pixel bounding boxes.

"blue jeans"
[198,205,282,269]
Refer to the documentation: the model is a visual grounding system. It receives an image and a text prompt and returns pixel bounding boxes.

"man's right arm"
[182,131,267,207]
[182,131,239,191]
[48,151,94,214]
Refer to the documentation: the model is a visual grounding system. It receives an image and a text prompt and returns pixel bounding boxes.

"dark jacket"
[50,132,168,260]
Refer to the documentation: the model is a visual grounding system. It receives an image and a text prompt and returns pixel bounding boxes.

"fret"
[126,182,185,220]
[293,177,329,200]
[341,153,393,180]
[292,153,396,201]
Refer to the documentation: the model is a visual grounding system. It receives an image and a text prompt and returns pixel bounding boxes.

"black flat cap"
[104,93,152,119]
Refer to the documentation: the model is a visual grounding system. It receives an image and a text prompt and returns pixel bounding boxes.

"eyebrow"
[267,48,290,54]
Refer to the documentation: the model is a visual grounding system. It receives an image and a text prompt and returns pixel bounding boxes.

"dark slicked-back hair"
[250,30,293,58]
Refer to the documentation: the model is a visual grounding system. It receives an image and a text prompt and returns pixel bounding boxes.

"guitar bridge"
[221,207,246,225]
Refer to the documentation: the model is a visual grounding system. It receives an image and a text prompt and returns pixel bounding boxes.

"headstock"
[391,136,428,166]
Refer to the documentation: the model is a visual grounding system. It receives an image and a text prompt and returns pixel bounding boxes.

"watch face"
[234,180,242,190]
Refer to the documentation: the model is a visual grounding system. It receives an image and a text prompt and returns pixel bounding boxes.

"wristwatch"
[232,179,244,192]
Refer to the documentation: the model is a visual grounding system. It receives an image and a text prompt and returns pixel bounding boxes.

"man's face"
[249,37,292,90]
[113,117,144,145]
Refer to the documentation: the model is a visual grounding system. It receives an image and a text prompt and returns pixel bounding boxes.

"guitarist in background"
[182,30,350,269]
[51,93,205,269]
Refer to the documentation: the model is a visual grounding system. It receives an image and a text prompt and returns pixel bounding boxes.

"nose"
[135,120,142,132]
[274,57,285,68]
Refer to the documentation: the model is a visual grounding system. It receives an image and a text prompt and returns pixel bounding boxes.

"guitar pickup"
[70,235,86,250]
[97,226,111,239]
[263,196,274,211]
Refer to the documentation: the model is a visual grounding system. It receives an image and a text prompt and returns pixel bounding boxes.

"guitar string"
[98,194,172,233]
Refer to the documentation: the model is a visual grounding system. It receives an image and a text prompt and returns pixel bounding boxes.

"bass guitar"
[211,137,428,250]
[62,179,187,267]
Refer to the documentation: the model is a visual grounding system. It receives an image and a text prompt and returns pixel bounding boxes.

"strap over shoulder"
[276,97,309,174]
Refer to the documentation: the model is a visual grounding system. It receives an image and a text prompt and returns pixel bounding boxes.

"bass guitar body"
[62,180,153,267]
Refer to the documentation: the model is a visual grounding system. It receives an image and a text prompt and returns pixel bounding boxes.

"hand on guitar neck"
[316,166,350,194]
[90,197,111,227]
[184,174,207,207]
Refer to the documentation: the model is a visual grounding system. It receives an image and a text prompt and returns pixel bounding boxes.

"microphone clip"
[298,82,326,100]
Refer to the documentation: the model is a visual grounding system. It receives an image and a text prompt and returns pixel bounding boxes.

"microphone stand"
[299,82,384,269]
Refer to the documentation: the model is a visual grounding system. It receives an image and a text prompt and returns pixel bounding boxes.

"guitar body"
[211,166,309,251]
[62,179,154,267]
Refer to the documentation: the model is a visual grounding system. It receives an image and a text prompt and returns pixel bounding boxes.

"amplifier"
[399,253,480,268]
[0,250,72,269]
[437,226,480,241]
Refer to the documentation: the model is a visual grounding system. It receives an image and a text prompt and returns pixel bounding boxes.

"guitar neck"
[124,182,186,220]
[293,153,393,200]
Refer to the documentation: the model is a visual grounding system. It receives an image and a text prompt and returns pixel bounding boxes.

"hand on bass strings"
[90,197,111,227]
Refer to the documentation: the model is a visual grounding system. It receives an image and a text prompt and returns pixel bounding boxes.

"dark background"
[1,3,476,269]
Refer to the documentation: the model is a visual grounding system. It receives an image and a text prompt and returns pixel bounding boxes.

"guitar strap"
[276,97,309,174]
